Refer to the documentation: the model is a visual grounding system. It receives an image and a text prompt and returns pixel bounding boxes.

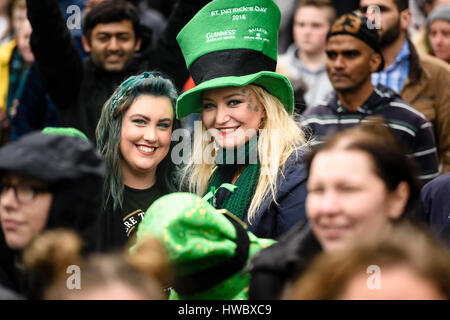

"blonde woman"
[177,0,309,239]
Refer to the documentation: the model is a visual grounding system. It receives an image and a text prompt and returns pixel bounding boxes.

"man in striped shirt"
[301,13,440,183]
[360,0,450,174]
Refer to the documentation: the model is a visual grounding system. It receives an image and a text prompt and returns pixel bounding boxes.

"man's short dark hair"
[393,0,409,12]
[83,0,141,41]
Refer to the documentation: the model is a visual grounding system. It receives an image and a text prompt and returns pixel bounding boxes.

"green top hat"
[175,0,294,119]
[130,192,275,300]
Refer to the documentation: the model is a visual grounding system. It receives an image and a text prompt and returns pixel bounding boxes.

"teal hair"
[96,71,179,211]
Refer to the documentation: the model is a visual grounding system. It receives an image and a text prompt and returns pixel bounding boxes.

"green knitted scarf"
[203,138,260,221]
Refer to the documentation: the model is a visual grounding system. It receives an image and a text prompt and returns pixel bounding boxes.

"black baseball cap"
[327,13,385,71]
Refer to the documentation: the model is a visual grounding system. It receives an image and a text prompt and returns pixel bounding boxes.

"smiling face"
[326,34,380,93]
[201,86,266,149]
[120,95,174,186]
[82,20,141,72]
[306,149,405,252]
[429,20,450,63]
[0,174,53,250]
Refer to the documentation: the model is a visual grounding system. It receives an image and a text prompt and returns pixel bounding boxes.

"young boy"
[277,0,337,111]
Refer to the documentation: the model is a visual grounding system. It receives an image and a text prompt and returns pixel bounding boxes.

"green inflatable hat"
[130,192,275,300]
[176,0,294,119]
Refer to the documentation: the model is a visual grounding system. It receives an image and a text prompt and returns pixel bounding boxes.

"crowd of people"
[0,0,449,301]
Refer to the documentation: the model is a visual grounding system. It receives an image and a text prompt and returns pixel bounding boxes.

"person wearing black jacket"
[96,71,180,252]
[247,219,322,300]
[26,0,211,142]
[0,130,105,299]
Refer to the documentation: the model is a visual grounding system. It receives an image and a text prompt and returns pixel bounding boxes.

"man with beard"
[301,13,440,184]
[360,0,450,174]
[26,0,210,142]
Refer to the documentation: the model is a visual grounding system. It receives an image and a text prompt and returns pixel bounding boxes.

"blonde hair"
[179,85,309,222]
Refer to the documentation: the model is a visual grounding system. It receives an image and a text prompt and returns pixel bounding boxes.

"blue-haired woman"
[96,71,180,251]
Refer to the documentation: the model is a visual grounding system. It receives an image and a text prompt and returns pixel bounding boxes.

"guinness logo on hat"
[175,0,294,119]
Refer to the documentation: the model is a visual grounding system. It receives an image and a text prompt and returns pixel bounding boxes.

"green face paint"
[248,97,253,110]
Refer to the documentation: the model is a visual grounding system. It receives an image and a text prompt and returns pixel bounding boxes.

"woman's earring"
[259,117,266,129]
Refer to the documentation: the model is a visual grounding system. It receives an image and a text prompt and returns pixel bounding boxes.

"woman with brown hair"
[286,222,450,300]
[248,119,421,299]
[0,129,105,298]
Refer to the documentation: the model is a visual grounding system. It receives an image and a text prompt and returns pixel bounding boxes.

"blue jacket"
[11,64,60,140]
[420,172,450,249]
[246,148,309,239]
